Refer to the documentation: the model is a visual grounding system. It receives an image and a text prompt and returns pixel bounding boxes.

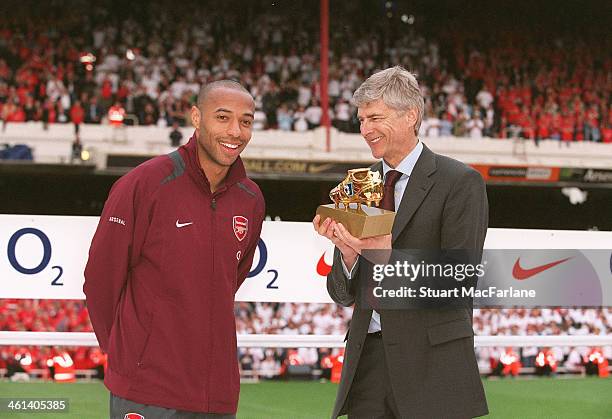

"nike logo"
[512,257,571,280]
[176,220,193,228]
[317,252,332,276]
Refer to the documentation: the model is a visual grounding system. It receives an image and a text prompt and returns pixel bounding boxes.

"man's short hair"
[197,80,251,108]
[353,66,424,135]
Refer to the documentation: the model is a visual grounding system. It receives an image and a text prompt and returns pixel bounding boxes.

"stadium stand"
[0,1,609,142]
[2,300,611,379]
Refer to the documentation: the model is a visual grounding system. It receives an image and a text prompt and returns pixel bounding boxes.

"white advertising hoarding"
[0,215,611,302]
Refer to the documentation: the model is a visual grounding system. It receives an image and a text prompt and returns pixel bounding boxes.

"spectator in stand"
[56,101,68,123]
[85,96,103,124]
[24,97,37,121]
[293,106,308,132]
[574,113,585,141]
[304,99,322,129]
[466,113,484,138]
[476,87,494,111]
[603,121,612,143]
[69,101,85,137]
[1,102,8,131]
[440,113,453,136]
[107,101,125,127]
[262,83,280,128]
[550,110,562,141]
[297,82,312,108]
[252,106,267,130]
[107,101,126,142]
[420,110,438,138]
[584,105,601,142]
[536,110,552,143]
[169,121,183,147]
[0,1,608,143]
[560,108,576,145]
[452,109,468,136]
[2,101,25,127]
[277,104,293,131]
[333,99,351,132]
[140,102,158,126]
[565,348,585,374]
[518,106,535,141]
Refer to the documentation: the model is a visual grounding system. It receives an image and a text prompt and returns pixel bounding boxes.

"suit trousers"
[346,333,401,419]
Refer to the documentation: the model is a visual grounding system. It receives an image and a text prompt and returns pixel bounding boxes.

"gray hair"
[197,80,251,108]
[353,66,424,135]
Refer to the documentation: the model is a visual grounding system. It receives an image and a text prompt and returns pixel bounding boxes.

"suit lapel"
[391,145,437,243]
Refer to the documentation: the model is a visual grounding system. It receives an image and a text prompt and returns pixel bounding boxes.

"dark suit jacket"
[328,144,489,419]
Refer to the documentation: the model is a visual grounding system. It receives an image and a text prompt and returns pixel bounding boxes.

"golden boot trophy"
[316,168,395,238]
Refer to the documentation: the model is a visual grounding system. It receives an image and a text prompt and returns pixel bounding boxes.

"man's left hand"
[333,223,392,255]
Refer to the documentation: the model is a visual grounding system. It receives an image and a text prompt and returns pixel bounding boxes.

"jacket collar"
[371,143,438,243]
[182,131,247,193]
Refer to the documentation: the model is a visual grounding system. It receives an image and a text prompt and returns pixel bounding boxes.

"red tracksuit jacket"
[84,134,265,413]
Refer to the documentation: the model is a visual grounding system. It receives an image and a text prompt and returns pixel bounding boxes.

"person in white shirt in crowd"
[304,99,323,129]
[476,87,494,110]
[333,99,351,132]
[467,113,485,138]
[298,347,320,366]
[328,74,341,100]
[252,106,267,130]
[293,106,309,132]
[298,82,312,108]
[565,348,585,374]
[259,350,281,378]
[424,110,441,137]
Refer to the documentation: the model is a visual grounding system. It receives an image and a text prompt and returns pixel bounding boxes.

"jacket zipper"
[206,188,224,410]
[206,195,216,410]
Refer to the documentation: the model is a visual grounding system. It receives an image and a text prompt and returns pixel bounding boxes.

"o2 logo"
[7,228,64,285]
[247,239,279,289]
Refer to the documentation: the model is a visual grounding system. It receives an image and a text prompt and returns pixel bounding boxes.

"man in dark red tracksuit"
[84,80,265,418]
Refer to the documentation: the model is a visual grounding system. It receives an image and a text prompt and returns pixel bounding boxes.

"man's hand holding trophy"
[313,168,395,267]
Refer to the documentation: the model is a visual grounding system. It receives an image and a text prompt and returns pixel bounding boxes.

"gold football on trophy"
[316,168,394,239]
[329,168,383,209]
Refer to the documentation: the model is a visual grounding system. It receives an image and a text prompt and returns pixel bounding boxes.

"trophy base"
[316,203,395,239]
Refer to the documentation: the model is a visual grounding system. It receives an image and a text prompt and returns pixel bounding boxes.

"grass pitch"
[0,377,610,418]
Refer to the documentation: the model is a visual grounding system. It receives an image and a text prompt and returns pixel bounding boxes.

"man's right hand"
[313,214,358,269]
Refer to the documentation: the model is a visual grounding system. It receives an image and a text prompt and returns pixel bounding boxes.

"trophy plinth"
[316,203,395,239]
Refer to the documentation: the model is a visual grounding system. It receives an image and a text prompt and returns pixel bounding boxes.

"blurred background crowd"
[2,299,611,378]
[0,0,610,142]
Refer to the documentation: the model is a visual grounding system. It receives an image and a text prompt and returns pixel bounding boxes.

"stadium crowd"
[1,299,611,379]
[0,1,610,143]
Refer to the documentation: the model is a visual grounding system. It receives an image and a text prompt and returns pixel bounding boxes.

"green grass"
[0,378,611,418]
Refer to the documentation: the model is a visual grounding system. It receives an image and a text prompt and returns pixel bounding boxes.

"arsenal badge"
[233,215,248,241]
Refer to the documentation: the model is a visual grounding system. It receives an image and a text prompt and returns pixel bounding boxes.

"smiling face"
[357,99,418,168]
[191,87,255,173]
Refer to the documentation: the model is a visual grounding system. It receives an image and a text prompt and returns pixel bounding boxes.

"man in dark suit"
[313,66,489,418]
